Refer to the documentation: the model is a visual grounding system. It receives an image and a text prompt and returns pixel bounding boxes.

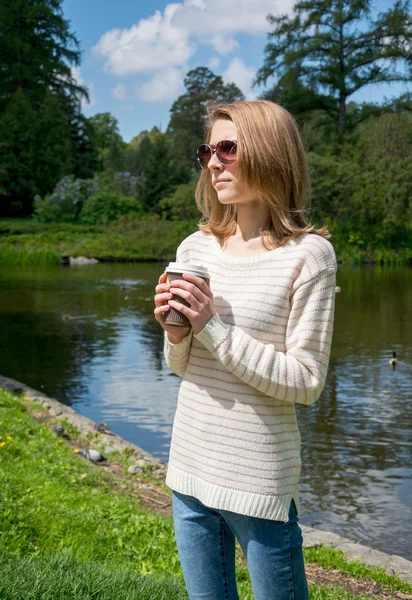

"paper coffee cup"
[164,262,210,327]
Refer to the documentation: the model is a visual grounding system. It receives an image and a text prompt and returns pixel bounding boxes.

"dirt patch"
[305,563,412,598]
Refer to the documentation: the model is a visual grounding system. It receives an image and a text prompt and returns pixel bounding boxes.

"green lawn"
[0,389,411,599]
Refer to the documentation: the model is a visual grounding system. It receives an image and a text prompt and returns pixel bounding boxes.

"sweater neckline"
[209,234,297,265]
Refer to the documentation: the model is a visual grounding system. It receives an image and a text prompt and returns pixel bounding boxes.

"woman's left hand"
[168,273,216,334]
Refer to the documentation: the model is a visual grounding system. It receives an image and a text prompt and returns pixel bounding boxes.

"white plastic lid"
[166,262,209,278]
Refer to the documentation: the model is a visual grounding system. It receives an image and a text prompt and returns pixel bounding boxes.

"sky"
[63,0,409,142]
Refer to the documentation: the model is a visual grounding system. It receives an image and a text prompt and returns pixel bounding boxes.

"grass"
[305,546,412,595]
[1,217,411,265]
[1,388,411,599]
[0,216,198,264]
[0,550,187,600]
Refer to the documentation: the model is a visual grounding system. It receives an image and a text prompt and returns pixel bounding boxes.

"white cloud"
[71,67,96,107]
[93,5,195,76]
[210,35,239,55]
[222,57,257,99]
[208,56,221,70]
[93,0,293,73]
[137,67,185,103]
[112,83,127,100]
[92,0,293,103]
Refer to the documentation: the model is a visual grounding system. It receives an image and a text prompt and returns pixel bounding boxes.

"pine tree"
[0,0,87,110]
[255,0,412,137]
[0,0,97,213]
[0,90,38,215]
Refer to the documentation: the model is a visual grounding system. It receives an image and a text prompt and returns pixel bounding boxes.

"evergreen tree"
[255,0,412,137]
[34,91,73,197]
[0,0,87,110]
[0,90,38,215]
[168,67,244,171]
[0,0,96,213]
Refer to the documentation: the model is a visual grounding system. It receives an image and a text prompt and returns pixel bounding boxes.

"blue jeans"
[172,491,309,600]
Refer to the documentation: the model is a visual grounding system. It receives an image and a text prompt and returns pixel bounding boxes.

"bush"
[79,189,143,225]
[158,179,200,221]
[33,175,99,223]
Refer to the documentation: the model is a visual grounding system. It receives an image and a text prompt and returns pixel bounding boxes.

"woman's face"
[208,119,257,206]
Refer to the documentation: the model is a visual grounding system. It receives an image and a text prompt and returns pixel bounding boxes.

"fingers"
[154,291,173,307]
[168,280,206,304]
[168,299,197,321]
[155,279,170,294]
[154,304,171,323]
[169,286,201,311]
[182,273,211,296]
[158,271,167,284]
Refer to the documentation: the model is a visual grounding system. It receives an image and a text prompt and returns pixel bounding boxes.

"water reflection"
[0,262,411,560]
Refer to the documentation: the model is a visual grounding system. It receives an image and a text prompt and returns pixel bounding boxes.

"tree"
[34,91,73,196]
[88,113,125,171]
[136,128,188,214]
[0,0,97,213]
[168,67,244,171]
[255,0,412,137]
[0,0,87,111]
[0,90,38,215]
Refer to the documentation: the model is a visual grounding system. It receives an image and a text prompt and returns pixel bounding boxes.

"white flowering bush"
[33,175,100,223]
[113,172,141,197]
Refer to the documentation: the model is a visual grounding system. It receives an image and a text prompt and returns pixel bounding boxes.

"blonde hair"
[195,100,330,248]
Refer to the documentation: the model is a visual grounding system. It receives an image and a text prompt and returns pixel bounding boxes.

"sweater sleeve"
[193,266,337,405]
[163,241,194,378]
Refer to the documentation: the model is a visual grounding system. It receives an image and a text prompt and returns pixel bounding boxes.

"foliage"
[168,67,245,172]
[33,175,99,223]
[88,112,126,171]
[0,0,87,112]
[255,0,412,136]
[79,189,143,225]
[113,171,141,197]
[158,177,201,221]
[0,90,38,215]
[135,129,189,214]
[0,0,96,215]
[0,216,199,263]
[308,113,412,257]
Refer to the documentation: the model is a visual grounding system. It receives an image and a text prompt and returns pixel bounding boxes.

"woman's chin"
[216,191,237,205]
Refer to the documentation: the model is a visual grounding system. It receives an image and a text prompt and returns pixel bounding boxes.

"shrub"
[158,179,200,221]
[33,175,99,223]
[79,189,143,225]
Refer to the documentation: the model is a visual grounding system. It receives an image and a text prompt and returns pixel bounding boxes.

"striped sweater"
[164,230,337,522]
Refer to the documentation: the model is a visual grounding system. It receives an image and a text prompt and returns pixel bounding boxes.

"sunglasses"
[196,140,237,169]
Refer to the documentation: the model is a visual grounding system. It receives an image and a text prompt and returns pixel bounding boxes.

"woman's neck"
[234,201,270,242]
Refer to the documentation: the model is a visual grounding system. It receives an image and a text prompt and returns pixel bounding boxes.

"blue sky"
[63,0,409,142]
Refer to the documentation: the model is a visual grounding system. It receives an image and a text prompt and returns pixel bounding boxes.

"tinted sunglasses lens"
[216,140,237,164]
[197,144,211,168]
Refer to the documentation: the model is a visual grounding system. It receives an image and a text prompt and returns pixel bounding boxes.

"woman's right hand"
[154,271,191,344]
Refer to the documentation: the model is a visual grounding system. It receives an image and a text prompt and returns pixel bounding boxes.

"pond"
[0,261,411,560]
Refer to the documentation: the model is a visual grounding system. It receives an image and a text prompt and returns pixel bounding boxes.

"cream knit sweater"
[164,230,337,522]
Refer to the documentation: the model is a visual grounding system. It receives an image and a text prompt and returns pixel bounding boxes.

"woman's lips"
[214,180,231,187]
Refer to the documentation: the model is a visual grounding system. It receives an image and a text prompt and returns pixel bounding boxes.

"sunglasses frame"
[196,140,237,169]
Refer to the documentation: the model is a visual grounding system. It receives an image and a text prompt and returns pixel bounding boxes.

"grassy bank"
[1,388,411,599]
[1,217,411,265]
[0,217,197,265]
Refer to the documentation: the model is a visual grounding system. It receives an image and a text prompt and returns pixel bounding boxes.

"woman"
[154,100,337,599]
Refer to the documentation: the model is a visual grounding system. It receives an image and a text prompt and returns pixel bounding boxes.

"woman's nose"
[208,151,223,171]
